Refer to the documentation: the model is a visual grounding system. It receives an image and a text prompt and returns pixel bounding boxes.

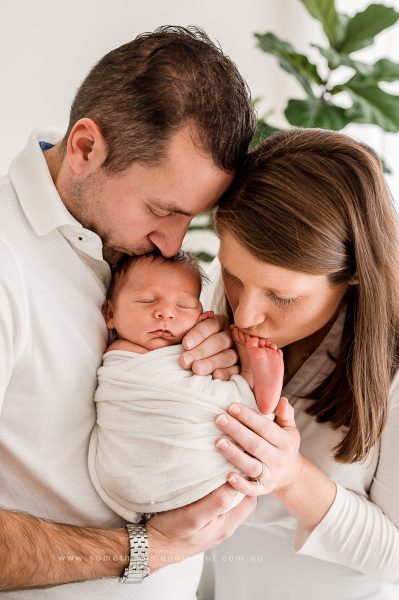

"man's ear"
[103,300,115,330]
[66,118,108,176]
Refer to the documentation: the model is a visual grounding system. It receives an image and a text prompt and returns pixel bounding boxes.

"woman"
[199,128,399,599]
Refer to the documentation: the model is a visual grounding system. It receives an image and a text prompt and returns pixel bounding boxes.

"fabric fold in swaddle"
[88,344,262,521]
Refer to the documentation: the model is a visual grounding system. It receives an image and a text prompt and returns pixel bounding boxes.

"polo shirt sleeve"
[0,238,28,412]
[292,372,399,584]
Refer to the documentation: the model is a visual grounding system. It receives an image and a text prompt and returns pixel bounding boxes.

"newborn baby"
[88,252,283,522]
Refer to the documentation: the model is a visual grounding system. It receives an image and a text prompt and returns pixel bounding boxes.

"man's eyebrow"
[151,201,194,217]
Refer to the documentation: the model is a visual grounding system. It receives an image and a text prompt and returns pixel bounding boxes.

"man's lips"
[150,329,174,339]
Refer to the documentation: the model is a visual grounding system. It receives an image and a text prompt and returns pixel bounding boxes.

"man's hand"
[180,313,239,380]
[146,484,257,571]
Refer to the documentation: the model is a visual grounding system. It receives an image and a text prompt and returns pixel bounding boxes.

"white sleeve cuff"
[292,482,399,584]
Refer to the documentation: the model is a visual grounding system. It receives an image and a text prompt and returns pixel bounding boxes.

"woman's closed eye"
[266,291,295,306]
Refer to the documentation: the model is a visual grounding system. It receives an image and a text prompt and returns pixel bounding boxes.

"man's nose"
[149,221,189,258]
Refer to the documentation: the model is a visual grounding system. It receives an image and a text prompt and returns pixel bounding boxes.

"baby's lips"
[150,329,174,339]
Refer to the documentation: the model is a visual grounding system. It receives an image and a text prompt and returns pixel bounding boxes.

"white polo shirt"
[0,129,202,599]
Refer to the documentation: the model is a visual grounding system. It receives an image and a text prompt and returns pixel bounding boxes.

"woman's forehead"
[219,230,329,295]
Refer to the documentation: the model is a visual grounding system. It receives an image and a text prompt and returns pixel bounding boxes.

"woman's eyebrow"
[221,266,241,281]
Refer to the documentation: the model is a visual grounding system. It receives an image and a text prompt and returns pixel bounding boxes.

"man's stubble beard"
[62,172,156,266]
[63,172,122,264]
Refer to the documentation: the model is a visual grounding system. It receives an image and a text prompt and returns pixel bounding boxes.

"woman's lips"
[151,330,173,339]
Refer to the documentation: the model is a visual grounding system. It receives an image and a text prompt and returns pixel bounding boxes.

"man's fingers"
[213,495,257,539]
[212,365,240,381]
[185,482,244,528]
[191,348,238,377]
[181,314,227,351]
[146,486,257,569]
[180,331,234,372]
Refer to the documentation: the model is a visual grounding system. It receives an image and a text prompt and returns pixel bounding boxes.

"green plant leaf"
[315,45,399,84]
[349,59,399,86]
[300,0,347,47]
[255,32,323,97]
[285,98,350,130]
[338,4,399,54]
[191,251,215,263]
[344,82,399,131]
[251,119,279,148]
[313,45,342,70]
[313,45,369,76]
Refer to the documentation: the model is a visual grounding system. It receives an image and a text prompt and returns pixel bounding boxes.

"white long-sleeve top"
[198,262,399,600]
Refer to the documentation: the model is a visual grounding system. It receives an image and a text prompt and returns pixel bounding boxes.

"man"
[0,26,256,597]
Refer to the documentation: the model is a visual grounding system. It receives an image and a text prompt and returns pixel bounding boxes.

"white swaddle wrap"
[88,344,263,521]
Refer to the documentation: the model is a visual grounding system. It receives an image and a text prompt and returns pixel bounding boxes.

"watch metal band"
[120,523,150,583]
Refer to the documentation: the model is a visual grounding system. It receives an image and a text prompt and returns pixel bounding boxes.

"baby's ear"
[102,300,115,330]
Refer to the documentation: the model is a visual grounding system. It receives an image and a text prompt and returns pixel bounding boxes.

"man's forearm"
[0,508,129,592]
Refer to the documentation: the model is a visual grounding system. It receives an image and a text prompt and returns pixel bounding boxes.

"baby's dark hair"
[105,250,209,305]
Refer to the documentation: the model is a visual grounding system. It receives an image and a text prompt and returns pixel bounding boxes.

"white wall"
[1,0,398,199]
[0,0,295,171]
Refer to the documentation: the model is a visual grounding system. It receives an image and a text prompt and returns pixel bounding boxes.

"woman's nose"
[233,299,265,330]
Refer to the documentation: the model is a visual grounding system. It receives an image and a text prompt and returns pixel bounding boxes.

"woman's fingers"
[217,404,285,449]
[226,472,268,496]
[274,397,296,428]
[215,437,264,480]
[215,411,279,464]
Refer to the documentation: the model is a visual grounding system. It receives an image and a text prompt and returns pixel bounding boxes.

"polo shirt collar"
[8,128,81,237]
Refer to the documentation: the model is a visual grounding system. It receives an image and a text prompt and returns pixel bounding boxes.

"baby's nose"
[154,305,176,320]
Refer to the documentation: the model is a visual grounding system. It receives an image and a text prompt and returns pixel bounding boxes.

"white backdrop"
[1,0,398,210]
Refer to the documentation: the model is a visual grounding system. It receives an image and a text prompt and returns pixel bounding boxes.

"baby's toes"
[246,335,259,348]
[264,339,278,351]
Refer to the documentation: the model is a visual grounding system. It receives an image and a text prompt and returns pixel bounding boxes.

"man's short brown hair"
[63,26,255,174]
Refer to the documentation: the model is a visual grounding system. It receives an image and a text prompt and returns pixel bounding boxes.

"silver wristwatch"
[120,523,150,583]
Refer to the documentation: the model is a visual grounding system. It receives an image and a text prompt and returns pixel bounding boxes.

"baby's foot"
[246,336,284,414]
[231,326,284,415]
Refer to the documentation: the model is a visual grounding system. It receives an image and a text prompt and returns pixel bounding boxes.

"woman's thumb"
[275,397,296,428]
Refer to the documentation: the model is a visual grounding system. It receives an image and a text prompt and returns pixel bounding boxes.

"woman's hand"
[215,397,302,496]
[179,313,239,380]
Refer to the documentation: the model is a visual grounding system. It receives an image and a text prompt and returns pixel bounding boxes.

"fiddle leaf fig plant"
[253,0,399,169]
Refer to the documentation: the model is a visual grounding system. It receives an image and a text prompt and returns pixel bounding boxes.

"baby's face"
[107,260,203,350]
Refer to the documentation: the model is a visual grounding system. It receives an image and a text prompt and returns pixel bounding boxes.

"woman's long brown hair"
[215,128,399,463]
